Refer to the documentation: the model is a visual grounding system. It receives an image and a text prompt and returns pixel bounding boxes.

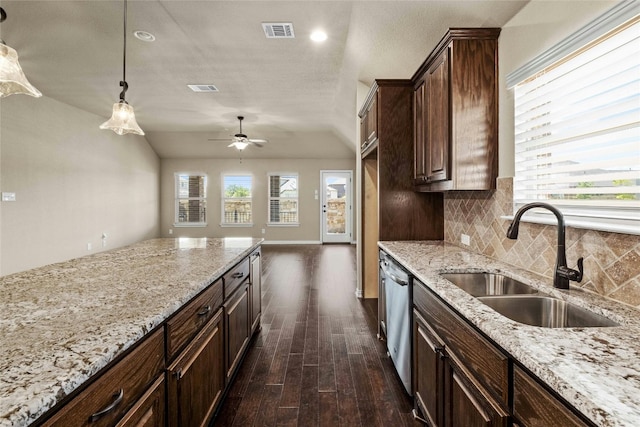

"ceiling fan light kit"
[211,116,269,151]
[0,7,42,98]
[100,0,144,136]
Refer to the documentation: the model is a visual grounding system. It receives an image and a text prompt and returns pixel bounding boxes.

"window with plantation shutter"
[175,174,207,226]
[511,8,639,234]
[268,174,299,225]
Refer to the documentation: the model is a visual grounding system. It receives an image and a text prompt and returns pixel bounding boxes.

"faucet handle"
[557,257,584,283]
[574,257,584,282]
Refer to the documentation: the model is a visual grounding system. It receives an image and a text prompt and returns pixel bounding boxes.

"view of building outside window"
[176,174,206,224]
[223,175,252,225]
[326,177,347,234]
[269,174,298,224]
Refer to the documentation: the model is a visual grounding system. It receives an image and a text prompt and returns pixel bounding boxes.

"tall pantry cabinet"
[359,80,444,300]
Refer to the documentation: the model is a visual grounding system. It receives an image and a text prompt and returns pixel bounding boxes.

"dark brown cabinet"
[41,329,165,427]
[116,376,165,427]
[225,281,250,380]
[167,308,225,427]
[360,93,378,152]
[359,80,443,299]
[413,28,500,191]
[413,279,509,427]
[513,366,591,427]
[249,249,262,334]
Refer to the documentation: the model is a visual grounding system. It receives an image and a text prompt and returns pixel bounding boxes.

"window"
[510,9,639,234]
[175,174,207,226]
[222,175,252,226]
[268,174,299,225]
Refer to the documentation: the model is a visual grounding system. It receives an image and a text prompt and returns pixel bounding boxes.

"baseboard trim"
[262,240,322,245]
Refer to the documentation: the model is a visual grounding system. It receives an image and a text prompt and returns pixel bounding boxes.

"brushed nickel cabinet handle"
[89,388,124,422]
[231,272,244,279]
[197,305,211,316]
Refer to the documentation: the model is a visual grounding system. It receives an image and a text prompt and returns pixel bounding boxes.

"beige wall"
[0,95,160,275]
[446,1,640,308]
[161,157,355,242]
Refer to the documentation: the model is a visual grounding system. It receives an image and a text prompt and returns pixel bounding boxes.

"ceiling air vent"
[262,22,295,39]
[187,84,219,93]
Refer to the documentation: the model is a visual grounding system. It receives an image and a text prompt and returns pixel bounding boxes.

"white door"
[320,171,352,243]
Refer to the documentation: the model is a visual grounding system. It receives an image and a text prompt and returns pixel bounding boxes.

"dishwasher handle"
[380,262,410,286]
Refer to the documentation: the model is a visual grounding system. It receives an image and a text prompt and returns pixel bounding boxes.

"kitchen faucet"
[506,202,583,289]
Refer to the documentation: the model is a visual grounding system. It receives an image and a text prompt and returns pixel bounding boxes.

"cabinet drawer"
[115,375,165,427]
[42,329,165,427]
[166,278,223,359]
[224,257,250,299]
[414,280,508,405]
[514,366,590,427]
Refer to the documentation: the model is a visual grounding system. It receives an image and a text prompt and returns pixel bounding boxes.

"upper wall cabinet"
[413,28,501,192]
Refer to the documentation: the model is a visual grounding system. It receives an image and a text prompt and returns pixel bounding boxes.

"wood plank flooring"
[213,244,420,426]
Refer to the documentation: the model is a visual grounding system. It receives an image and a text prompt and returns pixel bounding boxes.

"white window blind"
[175,174,207,226]
[268,174,299,225]
[222,175,252,225]
[512,15,640,233]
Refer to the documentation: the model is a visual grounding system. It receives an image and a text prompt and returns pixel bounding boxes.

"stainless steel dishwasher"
[380,250,412,395]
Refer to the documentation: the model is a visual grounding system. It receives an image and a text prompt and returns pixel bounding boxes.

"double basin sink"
[440,273,619,328]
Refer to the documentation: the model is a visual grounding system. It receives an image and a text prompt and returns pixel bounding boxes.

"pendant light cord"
[119,0,129,102]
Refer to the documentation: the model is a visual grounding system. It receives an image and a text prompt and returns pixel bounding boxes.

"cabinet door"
[225,282,251,380]
[366,95,378,144]
[413,309,444,427]
[115,376,165,427]
[445,352,509,427]
[414,79,427,182]
[426,48,450,183]
[250,251,262,333]
[167,308,225,427]
[513,366,589,427]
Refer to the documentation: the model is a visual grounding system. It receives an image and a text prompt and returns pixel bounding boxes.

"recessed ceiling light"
[133,30,155,42]
[310,30,327,42]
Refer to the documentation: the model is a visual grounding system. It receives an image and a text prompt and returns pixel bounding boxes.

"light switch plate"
[2,192,16,202]
[461,234,471,246]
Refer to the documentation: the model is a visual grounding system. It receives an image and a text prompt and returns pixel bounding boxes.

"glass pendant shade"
[229,141,249,151]
[99,101,145,135]
[0,43,42,98]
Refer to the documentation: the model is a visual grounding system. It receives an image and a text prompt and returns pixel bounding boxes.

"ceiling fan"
[209,116,268,151]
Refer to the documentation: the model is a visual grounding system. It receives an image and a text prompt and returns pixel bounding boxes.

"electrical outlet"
[169,229,173,235]
[87,243,92,251]
[461,234,471,246]
[261,228,266,234]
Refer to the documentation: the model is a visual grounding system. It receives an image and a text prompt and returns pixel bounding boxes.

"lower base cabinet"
[413,310,508,427]
[116,376,165,427]
[412,275,593,427]
[225,282,251,381]
[167,308,225,427]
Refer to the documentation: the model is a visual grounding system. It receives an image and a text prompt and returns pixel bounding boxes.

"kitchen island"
[0,237,262,427]
[380,241,640,427]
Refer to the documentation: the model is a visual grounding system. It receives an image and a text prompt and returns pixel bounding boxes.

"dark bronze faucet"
[506,202,583,289]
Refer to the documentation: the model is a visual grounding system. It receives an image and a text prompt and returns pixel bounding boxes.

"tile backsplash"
[444,177,640,309]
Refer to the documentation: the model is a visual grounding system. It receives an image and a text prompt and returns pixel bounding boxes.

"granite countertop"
[0,237,262,427]
[379,241,640,427]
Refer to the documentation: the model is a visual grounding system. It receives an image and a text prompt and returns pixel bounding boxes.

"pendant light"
[100,0,144,136]
[0,7,42,98]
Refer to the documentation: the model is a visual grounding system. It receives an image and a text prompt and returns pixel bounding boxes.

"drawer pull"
[231,272,244,279]
[197,305,211,316]
[89,388,124,422]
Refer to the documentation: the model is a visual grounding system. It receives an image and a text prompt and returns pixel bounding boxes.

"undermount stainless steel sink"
[441,272,538,297]
[477,295,620,328]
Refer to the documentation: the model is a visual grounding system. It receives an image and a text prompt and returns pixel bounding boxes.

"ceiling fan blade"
[249,139,268,147]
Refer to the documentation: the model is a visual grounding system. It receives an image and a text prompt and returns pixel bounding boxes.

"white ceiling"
[1,0,529,159]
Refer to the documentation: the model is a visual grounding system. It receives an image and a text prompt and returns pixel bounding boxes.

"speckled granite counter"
[0,237,262,427]
[379,241,640,427]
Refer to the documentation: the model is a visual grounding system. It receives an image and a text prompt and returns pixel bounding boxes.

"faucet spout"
[507,202,583,289]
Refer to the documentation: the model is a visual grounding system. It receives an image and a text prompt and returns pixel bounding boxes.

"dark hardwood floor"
[213,244,420,426]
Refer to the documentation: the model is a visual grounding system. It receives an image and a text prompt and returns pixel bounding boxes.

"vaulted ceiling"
[1,0,529,159]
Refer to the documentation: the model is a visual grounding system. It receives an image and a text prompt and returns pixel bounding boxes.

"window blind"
[175,174,207,225]
[268,174,299,224]
[512,15,640,231]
